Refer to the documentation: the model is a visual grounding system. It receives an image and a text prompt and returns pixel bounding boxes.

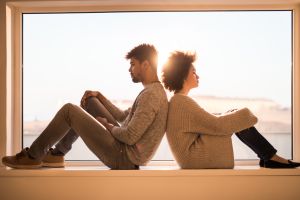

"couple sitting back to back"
[2,44,299,169]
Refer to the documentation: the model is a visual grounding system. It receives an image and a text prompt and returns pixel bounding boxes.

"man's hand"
[80,90,100,108]
[226,109,238,113]
[96,117,114,133]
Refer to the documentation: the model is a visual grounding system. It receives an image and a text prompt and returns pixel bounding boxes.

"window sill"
[2,163,299,200]
[1,164,300,177]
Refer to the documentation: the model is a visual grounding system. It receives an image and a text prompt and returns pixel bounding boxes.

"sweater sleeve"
[99,95,130,122]
[182,96,258,136]
[110,90,159,145]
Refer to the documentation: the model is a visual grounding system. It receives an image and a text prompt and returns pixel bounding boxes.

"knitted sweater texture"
[101,82,168,165]
[166,94,258,169]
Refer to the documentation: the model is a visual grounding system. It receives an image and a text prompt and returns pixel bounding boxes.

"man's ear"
[142,60,151,70]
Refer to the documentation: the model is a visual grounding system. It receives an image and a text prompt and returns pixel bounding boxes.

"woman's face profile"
[184,65,199,90]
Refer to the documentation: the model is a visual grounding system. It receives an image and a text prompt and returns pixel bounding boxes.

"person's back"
[121,82,168,165]
[167,94,241,169]
[162,51,258,169]
[162,51,300,170]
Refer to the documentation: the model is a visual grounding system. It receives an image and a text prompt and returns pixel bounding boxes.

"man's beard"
[131,77,140,83]
[131,73,141,83]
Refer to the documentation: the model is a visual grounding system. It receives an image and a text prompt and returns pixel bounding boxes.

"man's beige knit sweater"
[100,82,168,166]
[166,94,258,169]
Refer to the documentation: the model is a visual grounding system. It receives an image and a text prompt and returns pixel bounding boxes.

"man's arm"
[110,90,160,145]
[81,90,130,122]
[96,117,114,132]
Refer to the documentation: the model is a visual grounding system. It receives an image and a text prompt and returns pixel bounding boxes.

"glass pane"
[23,11,292,161]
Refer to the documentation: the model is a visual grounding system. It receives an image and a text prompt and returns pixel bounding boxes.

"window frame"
[4,0,300,166]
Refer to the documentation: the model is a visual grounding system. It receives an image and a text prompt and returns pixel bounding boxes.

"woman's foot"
[288,160,300,167]
[263,159,295,168]
[270,154,289,164]
[259,154,300,168]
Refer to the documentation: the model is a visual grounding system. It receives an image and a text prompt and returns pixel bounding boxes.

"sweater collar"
[144,81,161,89]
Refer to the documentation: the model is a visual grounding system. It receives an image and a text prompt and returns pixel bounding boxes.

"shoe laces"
[16,147,29,159]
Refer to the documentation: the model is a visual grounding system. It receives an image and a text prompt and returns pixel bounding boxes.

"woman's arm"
[181,96,258,136]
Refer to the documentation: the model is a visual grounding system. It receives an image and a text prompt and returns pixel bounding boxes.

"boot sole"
[2,160,42,169]
[42,162,65,168]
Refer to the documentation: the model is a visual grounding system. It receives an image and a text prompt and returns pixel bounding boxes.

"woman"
[162,51,300,169]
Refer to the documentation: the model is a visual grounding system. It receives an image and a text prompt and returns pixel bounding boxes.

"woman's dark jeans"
[235,127,277,161]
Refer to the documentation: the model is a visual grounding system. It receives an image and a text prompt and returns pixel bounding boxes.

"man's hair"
[126,44,158,69]
[162,51,196,92]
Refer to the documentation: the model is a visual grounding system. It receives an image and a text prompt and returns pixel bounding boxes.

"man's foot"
[2,147,42,169]
[42,148,65,168]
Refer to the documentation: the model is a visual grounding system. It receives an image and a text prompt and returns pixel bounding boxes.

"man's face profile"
[129,58,142,83]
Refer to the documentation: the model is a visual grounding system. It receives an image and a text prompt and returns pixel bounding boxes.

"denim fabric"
[236,127,277,161]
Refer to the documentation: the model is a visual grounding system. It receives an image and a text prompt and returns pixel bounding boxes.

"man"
[2,44,168,169]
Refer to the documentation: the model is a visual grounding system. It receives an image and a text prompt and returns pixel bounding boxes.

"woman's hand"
[96,117,114,133]
[80,90,100,108]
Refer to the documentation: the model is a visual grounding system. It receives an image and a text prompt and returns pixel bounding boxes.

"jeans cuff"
[261,149,277,161]
[55,143,70,155]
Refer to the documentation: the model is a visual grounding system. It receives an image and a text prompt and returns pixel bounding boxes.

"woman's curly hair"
[162,51,196,92]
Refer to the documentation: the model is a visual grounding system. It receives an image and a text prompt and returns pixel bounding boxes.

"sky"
[23,11,292,121]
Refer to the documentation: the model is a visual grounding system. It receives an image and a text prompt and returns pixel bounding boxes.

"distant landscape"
[24,95,291,135]
[23,95,292,160]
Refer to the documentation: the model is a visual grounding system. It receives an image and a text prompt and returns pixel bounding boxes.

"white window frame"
[3,0,300,166]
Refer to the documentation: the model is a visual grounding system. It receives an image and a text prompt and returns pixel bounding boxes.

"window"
[23,11,292,161]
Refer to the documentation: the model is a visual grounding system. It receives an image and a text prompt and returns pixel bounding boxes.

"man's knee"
[63,102,74,109]
[84,97,104,115]
[63,102,80,110]
[60,103,78,114]
[84,97,99,107]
